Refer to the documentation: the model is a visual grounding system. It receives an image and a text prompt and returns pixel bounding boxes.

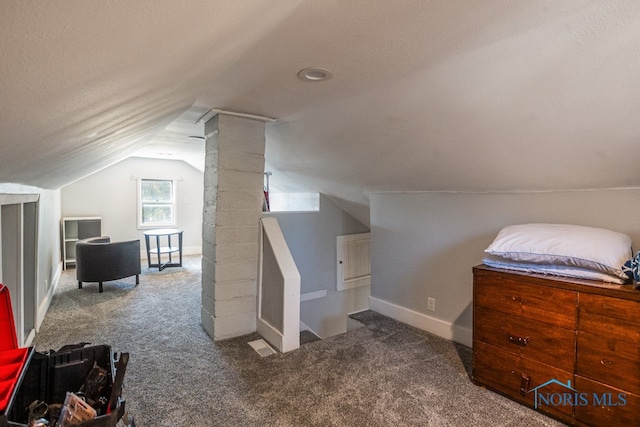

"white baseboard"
[257,318,285,352]
[257,317,300,353]
[140,246,202,259]
[182,246,202,256]
[23,329,36,347]
[37,261,63,332]
[369,296,472,347]
[300,289,327,302]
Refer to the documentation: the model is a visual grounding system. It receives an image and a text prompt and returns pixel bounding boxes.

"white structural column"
[201,113,266,340]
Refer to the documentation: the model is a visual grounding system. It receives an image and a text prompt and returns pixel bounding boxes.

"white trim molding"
[300,289,327,302]
[36,261,62,333]
[196,108,277,124]
[369,296,472,347]
[258,217,300,353]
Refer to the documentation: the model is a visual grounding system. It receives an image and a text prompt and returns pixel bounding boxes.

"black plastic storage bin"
[2,345,128,427]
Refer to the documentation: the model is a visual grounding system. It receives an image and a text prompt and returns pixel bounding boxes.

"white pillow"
[484,223,632,279]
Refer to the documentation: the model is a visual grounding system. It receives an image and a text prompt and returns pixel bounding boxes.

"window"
[267,192,320,212]
[138,179,176,228]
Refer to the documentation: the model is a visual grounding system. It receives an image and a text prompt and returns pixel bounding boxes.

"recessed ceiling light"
[297,67,333,82]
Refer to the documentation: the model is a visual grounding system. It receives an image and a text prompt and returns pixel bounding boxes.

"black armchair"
[76,236,141,293]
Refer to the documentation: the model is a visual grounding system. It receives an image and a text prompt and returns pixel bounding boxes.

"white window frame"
[137,178,177,229]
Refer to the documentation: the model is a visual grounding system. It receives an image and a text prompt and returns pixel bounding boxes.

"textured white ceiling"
[2,1,640,224]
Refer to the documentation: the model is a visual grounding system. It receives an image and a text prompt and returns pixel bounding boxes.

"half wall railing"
[257,217,300,352]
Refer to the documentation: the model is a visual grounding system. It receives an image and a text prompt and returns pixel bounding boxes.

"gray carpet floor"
[32,256,565,426]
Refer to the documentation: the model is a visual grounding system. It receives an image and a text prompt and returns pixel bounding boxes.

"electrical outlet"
[427,297,436,312]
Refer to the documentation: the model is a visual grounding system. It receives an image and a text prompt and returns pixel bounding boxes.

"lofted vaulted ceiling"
[2,1,640,224]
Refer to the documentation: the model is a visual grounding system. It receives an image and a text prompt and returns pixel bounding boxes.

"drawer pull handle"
[600,359,613,366]
[509,334,530,346]
[520,374,531,393]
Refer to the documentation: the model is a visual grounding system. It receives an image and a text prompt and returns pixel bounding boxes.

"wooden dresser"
[473,265,640,426]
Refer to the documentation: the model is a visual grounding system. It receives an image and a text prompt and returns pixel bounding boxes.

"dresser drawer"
[578,311,640,344]
[473,341,574,416]
[576,331,640,396]
[574,375,640,427]
[474,306,575,371]
[474,276,577,328]
[579,293,640,324]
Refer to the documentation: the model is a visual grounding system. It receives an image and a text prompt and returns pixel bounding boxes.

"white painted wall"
[0,184,62,335]
[370,189,640,347]
[265,194,369,338]
[61,157,204,256]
